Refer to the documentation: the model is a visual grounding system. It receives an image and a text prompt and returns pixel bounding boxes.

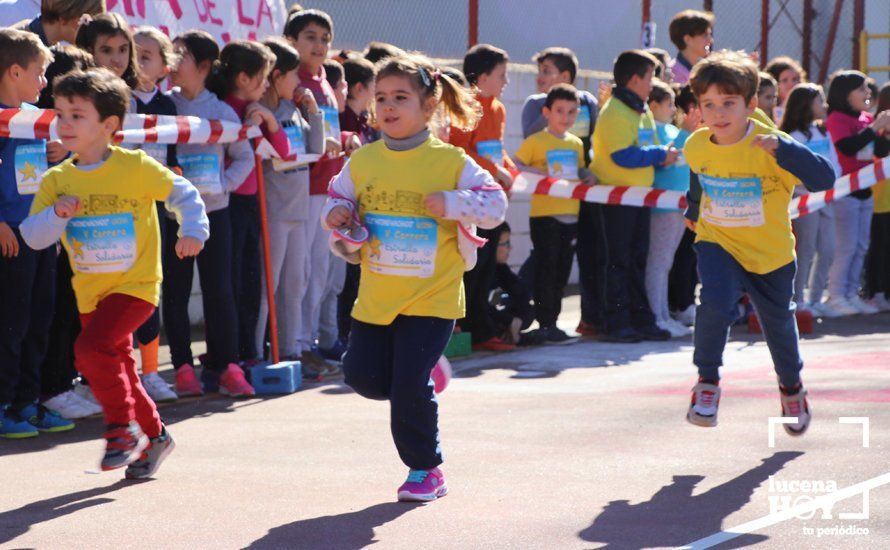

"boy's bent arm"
[775,135,836,192]
[611,144,668,168]
[684,172,702,222]
[165,176,210,242]
[442,157,508,229]
[20,207,69,250]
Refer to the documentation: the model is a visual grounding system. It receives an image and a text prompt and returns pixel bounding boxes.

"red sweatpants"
[76,293,162,438]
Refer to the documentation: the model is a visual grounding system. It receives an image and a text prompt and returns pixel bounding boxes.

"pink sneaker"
[219,363,255,397]
[175,364,204,397]
[397,467,448,502]
[431,356,452,394]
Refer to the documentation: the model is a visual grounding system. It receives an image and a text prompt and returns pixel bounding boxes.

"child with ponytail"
[206,40,292,364]
[323,54,507,502]
[163,31,256,397]
[254,38,325,362]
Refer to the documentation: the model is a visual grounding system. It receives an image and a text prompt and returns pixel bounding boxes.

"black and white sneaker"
[125,426,176,479]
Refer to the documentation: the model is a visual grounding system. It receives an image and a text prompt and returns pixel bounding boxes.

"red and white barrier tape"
[0,108,322,163]
[514,155,890,219]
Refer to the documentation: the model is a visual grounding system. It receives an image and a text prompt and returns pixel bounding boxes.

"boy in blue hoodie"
[0,29,73,438]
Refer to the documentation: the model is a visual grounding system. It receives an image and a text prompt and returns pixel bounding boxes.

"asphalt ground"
[1,296,888,549]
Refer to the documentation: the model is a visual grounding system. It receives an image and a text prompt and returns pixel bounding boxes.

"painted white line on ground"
[677,471,890,549]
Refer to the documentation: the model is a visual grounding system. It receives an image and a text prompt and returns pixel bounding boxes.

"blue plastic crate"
[250,361,301,394]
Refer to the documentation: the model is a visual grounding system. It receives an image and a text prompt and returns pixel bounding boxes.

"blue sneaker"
[0,406,39,439]
[200,367,221,393]
[21,403,75,433]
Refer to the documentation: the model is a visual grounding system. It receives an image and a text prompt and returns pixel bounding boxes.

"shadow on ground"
[248,502,422,549]
[0,479,142,544]
[578,451,804,549]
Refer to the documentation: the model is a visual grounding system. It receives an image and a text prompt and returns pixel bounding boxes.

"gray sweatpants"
[828,196,873,299]
[318,256,346,349]
[792,205,834,305]
[256,220,309,358]
[301,195,333,350]
[645,211,687,323]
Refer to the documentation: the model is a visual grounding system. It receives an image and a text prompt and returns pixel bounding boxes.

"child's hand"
[54,195,81,218]
[424,192,446,218]
[246,102,279,133]
[325,136,342,156]
[175,236,203,259]
[684,218,697,233]
[47,140,67,164]
[681,107,702,133]
[661,147,681,166]
[326,205,352,228]
[598,81,612,107]
[495,164,514,189]
[752,134,779,156]
[296,88,319,115]
[0,221,19,258]
[344,134,362,155]
[872,110,890,132]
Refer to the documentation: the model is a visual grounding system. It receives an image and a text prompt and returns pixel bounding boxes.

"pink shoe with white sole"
[397,467,448,502]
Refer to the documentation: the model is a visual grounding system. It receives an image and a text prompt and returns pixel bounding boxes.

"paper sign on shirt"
[476,140,504,165]
[272,122,308,172]
[65,213,136,273]
[179,153,222,195]
[570,104,591,138]
[700,174,765,227]
[364,213,438,278]
[321,106,341,141]
[638,128,655,147]
[15,142,47,195]
[547,149,579,181]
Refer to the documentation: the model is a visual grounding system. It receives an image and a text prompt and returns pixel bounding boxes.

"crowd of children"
[1,3,889,501]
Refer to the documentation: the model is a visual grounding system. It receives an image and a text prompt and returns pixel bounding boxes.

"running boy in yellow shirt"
[683,51,834,434]
[21,68,209,475]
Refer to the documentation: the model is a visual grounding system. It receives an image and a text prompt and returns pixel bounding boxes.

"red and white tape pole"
[513,155,890,219]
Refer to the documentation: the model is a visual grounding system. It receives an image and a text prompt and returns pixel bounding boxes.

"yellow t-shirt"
[684,120,800,274]
[591,96,659,187]
[349,137,467,325]
[515,130,585,217]
[750,107,777,129]
[873,179,890,214]
[30,147,174,313]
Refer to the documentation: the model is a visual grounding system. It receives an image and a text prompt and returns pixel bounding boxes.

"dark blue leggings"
[343,315,454,470]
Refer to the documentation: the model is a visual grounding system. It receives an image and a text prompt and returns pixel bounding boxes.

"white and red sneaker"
[780,385,811,436]
[687,380,721,428]
[397,467,448,502]
[431,356,452,394]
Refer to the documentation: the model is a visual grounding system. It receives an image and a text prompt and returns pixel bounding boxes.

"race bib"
[807,138,831,158]
[140,143,168,164]
[638,127,656,147]
[272,123,308,172]
[570,104,591,138]
[179,153,222,195]
[856,141,874,161]
[15,142,47,195]
[66,213,136,273]
[700,174,765,227]
[476,140,504,165]
[547,149,579,180]
[321,106,341,140]
[365,213,438,278]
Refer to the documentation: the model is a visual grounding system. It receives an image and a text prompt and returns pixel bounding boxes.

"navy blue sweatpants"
[343,315,454,470]
[0,228,56,408]
[693,241,803,388]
